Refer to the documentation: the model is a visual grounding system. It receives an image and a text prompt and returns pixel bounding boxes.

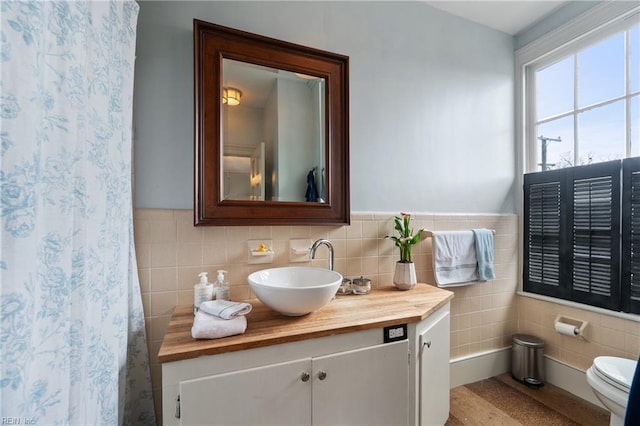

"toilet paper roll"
[555,322,578,336]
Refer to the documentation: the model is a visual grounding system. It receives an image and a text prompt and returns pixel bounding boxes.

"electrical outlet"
[383,324,407,343]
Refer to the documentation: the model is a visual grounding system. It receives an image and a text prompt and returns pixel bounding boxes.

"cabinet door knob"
[423,341,432,349]
[301,372,310,382]
[317,370,327,380]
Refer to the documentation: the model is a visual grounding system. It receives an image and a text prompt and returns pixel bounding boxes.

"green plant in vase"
[385,213,424,289]
[385,213,424,263]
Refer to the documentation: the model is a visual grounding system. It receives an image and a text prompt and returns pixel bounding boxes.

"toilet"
[586,356,637,426]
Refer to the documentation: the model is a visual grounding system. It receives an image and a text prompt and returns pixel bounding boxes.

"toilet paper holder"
[554,315,588,340]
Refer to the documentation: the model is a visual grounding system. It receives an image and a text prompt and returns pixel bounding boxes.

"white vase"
[393,262,417,290]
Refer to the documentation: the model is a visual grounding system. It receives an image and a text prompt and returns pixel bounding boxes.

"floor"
[446,373,609,426]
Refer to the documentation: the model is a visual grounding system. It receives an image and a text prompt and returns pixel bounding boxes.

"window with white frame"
[519,4,640,315]
[529,17,639,171]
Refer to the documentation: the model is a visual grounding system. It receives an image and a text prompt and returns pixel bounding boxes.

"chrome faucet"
[310,239,334,271]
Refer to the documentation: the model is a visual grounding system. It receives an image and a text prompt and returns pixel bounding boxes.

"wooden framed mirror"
[194,20,349,226]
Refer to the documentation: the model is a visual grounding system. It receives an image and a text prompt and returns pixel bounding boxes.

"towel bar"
[422,229,496,238]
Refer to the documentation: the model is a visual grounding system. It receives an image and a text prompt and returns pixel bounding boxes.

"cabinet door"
[179,358,311,425]
[312,340,409,426]
[419,310,450,425]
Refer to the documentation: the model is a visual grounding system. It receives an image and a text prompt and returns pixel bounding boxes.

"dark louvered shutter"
[622,157,640,314]
[523,169,569,299]
[568,161,620,311]
[524,159,640,313]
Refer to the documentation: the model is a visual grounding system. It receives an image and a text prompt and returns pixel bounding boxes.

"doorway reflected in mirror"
[221,59,325,202]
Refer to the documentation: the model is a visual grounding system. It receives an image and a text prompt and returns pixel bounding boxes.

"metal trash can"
[512,334,545,386]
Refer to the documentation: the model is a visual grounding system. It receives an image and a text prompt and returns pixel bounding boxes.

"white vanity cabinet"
[159,287,452,426]
[174,340,409,426]
[416,303,450,425]
[180,358,311,425]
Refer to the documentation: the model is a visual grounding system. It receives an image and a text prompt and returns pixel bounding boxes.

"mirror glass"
[194,20,349,226]
[221,59,326,202]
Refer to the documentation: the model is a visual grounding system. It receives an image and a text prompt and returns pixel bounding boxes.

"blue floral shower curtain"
[1,1,155,424]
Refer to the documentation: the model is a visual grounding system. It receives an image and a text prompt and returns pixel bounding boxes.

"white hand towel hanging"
[432,230,479,287]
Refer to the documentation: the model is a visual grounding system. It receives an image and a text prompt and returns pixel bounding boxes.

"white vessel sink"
[248,267,343,316]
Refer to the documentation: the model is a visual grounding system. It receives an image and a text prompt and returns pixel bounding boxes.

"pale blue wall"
[134,1,516,213]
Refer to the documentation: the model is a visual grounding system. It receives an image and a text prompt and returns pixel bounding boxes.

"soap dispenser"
[193,272,214,315]
[215,270,230,301]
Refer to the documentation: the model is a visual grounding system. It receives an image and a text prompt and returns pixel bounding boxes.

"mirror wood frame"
[194,20,350,226]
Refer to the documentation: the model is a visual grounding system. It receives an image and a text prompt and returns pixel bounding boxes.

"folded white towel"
[191,311,247,339]
[199,300,253,319]
[432,230,479,287]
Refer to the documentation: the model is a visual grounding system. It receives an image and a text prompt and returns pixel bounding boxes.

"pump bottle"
[215,270,230,301]
[194,272,214,314]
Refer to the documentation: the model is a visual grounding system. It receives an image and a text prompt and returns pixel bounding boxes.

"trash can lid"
[513,334,544,348]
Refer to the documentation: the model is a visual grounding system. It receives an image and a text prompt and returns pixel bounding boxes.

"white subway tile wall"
[141,209,640,422]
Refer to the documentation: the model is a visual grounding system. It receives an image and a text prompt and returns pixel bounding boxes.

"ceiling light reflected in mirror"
[222,87,242,106]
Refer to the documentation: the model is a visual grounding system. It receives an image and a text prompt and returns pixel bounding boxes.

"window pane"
[536,56,574,120]
[632,95,639,157]
[631,24,639,94]
[536,116,574,171]
[578,100,625,165]
[578,32,625,107]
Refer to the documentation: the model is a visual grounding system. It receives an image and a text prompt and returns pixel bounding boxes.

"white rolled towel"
[199,300,253,319]
[191,311,247,340]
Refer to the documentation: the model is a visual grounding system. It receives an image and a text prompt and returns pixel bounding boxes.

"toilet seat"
[592,356,636,394]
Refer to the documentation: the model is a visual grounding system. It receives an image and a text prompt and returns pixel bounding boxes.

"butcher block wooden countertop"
[158,283,453,363]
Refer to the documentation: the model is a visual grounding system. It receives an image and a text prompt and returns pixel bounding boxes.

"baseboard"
[449,350,604,408]
[544,355,603,408]
[449,348,511,388]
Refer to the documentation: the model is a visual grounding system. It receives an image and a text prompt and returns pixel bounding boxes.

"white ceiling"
[424,1,568,35]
